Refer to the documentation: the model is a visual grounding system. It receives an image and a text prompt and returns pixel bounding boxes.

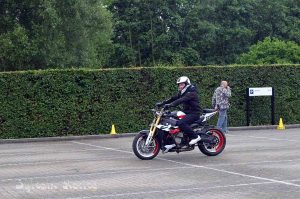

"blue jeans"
[217,109,228,133]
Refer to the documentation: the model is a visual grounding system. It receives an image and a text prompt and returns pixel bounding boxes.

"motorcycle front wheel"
[132,133,160,160]
[198,128,226,156]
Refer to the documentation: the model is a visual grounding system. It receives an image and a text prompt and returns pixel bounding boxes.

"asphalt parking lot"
[1,128,300,199]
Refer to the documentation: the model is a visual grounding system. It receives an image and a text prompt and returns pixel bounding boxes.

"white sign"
[249,87,273,96]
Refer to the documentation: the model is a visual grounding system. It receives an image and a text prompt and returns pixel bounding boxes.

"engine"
[174,132,184,145]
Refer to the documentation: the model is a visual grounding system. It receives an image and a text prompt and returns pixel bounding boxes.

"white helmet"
[176,76,191,85]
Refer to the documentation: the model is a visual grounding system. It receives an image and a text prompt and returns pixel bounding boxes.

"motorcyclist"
[156,76,202,151]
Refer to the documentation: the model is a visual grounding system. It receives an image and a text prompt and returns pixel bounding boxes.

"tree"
[108,0,300,67]
[1,0,299,69]
[53,0,113,68]
[0,0,113,71]
[108,0,198,67]
[237,37,300,64]
[0,24,35,71]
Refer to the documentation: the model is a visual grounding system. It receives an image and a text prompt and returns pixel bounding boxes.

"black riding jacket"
[163,85,202,115]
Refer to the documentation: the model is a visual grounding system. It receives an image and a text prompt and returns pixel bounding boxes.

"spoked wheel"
[198,128,226,156]
[132,133,160,160]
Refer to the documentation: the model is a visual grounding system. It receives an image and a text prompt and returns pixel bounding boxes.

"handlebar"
[151,107,170,116]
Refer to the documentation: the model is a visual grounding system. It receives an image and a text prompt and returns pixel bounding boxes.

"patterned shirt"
[212,86,232,110]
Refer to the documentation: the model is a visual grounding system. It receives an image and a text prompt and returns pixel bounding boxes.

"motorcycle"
[132,107,226,160]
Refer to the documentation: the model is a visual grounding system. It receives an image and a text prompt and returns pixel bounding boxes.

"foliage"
[108,0,300,67]
[0,24,35,71]
[237,37,300,64]
[0,0,113,71]
[0,0,299,70]
[0,65,299,139]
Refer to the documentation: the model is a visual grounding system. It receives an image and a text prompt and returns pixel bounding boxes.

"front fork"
[145,114,162,146]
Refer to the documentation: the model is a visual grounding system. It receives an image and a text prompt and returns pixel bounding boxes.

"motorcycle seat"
[203,109,215,113]
[190,116,205,128]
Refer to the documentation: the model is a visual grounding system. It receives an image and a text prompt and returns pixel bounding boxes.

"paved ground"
[1,128,300,199]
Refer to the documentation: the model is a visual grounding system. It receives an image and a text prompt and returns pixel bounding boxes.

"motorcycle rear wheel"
[132,133,160,160]
[198,128,226,156]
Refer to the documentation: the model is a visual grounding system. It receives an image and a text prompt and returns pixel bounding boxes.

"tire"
[132,133,160,160]
[198,128,226,156]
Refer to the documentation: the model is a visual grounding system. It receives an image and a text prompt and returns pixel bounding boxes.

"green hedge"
[0,65,299,139]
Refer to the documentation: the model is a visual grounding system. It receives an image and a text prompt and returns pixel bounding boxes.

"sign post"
[246,87,275,126]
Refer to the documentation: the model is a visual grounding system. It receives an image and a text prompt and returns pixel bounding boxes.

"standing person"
[156,76,202,151]
[212,81,231,133]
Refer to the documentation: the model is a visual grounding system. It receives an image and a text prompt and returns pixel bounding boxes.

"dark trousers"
[177,114,200,139]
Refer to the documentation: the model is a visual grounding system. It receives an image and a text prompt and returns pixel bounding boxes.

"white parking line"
[160,158,300,187]
[205,158,300,167]
[71,141,133,154]
[3,154,299,169]
[0,166,192,182]
[0,156,131,167]
[227,134,300,142]
[0,148,108,156]
[70,141,300,188]
[66,180,299,199]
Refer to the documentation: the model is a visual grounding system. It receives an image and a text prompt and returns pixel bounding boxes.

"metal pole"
[246,88,250,126]
[271,87,275,125]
